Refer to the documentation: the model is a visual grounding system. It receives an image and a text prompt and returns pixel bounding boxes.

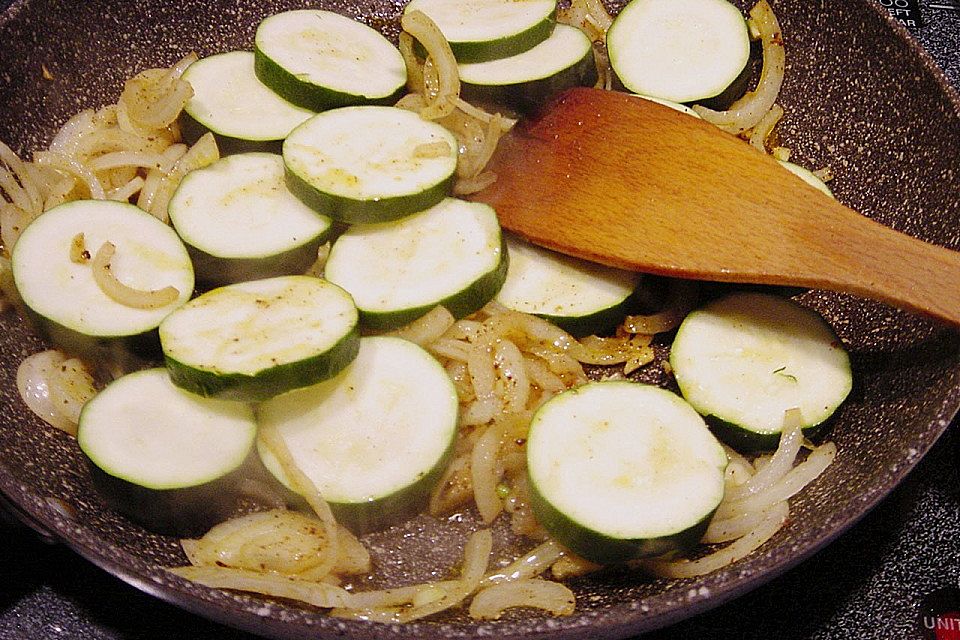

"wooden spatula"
[469,87,960,328]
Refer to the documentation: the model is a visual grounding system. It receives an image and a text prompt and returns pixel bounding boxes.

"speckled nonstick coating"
[0,0,958,638]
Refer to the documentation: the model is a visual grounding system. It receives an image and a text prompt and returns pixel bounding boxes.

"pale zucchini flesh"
[168,153,332,286]
[78,368,258,536]
[607,0,751,104]
[159,275,359,401]
[324,198,507,330]
[257,336,458,533]
[255,10,406,111]
[180,51,315,154]
[283,106,458,224]
[458,24,597,112]
[497,234,641,337]
[404,0,556,63]
[527,381,727,564]
[11,200,193,358]
[670,292,852,450]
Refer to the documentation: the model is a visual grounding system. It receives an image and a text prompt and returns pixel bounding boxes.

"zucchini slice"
[670,292,852,451]
[403,0,556,63]
[168,152,333,286]
[496,234,642,337]
[254,10,406,111]
[180,51,315,155]
[283,106,458,224]
[257,336,458,534]
[324,198,507,331]
[458,24,597,113]
[159,275,359,401]
[11,200,193,359]
[607,0,751,105]
[527,381,727,564]
[77,368,258,536]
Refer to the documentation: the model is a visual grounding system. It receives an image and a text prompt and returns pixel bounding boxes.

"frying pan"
[0,0,958,638]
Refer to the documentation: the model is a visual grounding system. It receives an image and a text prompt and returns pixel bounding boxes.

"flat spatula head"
[469,87,960,327]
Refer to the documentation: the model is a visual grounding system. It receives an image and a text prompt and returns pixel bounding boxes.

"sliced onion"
[715,441,836,520]
[454,171,498,195]
[386,305,455,347]
[470,579,575,619]
[91,242,180,310]
[693,0,785,134]
[471,423,505,523]
[34,151,105,200]
[429,452,473,515]
[43,176,79,210]
[119,54,197,131]
[16,350,76,435]
[724,408,803,501]
[146,132,219,222]
[47,357,97,425]
[549,552,602,580]
[483,539,564,586]
[494,339,530,413]
[748,103,784,152]
[400,10,460,120]
[341,580,460,610]
[69,233,88,264]
[702,500,787,543]
[0,141,41,214]
[106,176,146,202]
[168,565,353,608]
[642,500,789,578]
[137,143,187,212]
[258,424,340,580]
[88,150,164,172]
[183,509,338,577]
[622,279,698,335]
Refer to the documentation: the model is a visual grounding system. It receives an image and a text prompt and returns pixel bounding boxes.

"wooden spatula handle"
[811,211,960,326]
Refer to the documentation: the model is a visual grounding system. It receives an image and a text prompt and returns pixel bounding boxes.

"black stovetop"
[0,1,957,639]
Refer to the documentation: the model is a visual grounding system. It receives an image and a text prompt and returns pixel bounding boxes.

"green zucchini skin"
[284,168,456,226]
[357,236,509,332]
[706,415,831,453]
[86,450,258,538]
[329,437,453,534]
[160,277,361,402]
[257,336,459,534]
[182,238,329,289]
[526,381,727,565]
[460,54,597,115]
[258,440,455,535]
[178,110,283,156]
[164,322,359,402]
[530,479,716,564]
[253,50,405,113]
[22,306,164,366]
[412,12,557,64]
[687,52,753,111]
[458,24,598,114]
[455,14,555,63]
[78,368,260,537]
[670,292,852,452]
[404,0,557,63]
[531,292,637,339]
